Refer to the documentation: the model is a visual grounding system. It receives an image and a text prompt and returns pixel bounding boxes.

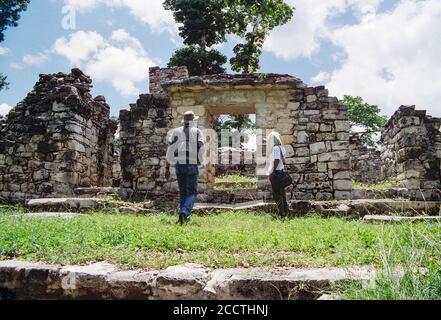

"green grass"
[215,174,258,184]
[334,222,441,300]
[353,179,400,190]
[214,174,258,190]
[0,209,439,271]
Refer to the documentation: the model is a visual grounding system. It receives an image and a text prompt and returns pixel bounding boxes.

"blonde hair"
[267,131,283,155]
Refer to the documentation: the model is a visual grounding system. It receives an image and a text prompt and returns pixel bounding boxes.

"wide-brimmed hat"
[182,111,200,123]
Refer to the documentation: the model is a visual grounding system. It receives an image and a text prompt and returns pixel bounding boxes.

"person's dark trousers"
[270,171,289,217]
[175,163,199,219]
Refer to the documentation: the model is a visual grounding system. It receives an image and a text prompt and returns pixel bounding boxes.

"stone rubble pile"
[0,69,117,202]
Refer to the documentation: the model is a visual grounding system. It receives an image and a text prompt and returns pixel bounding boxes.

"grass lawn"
[214,174,258,190]
[353,179,400,190]
[0,207,439,271]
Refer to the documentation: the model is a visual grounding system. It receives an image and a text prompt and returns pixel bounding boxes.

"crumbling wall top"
[162,73,305,92]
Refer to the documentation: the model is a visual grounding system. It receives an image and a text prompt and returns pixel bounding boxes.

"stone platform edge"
[0,260,375,300]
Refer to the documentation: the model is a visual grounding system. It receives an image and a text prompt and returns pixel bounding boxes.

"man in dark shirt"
[165,111,205,225]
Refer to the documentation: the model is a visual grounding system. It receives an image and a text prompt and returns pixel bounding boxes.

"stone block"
[310,142,327,155]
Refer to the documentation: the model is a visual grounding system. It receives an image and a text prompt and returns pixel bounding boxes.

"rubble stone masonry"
[381,105,441,200]
[349,134,383,184]
[0,69,117,202]
[120,67,353,200]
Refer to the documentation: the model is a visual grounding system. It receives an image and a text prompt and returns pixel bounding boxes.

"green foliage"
[1,209,439,269]
[341,95,388,146]
[168,46,227,76]
[352,179,399,190]
[0,0,30,42]
[214,174,258,190]
[163,0,228,49]
[212,114,256,146]
[164,0,294,74]
[226,0,294,73]
[0,73,9,91]
[164,0,229,76]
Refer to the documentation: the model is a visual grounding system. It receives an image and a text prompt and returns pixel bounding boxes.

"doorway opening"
[207,111,258,192]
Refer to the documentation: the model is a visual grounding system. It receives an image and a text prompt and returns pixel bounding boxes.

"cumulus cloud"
[325,0,441,116]
[311,71,331,84]
[52,29,156,97]
[0,46,10,55]
[9,51,50,69]
[0,103,12,116]
[64,0,177,35]
[53,31,105,65]
[264,0,384,60]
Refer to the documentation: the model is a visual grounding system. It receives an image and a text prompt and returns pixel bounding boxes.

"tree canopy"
[0,0,30,42]
[168,46,227,76]
[164,0,229,76]
[226,0,294,73]
[164,0,294,75]
[341,95,388,146]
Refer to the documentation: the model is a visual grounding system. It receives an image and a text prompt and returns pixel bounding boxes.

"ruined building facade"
[0,69,117,202]
[1,67,440,203]
[120,67,353,201]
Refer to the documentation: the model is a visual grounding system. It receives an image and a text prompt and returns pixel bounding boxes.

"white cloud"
[52,29,156,97]
[53,31,105,65]
[64,0,177,35]
[325,0,441,117]
[264,0,384,60]
[0,46,10,55]
[311,71,331,84]
[9,51,50,69]
[23,52,50,66]
[0,103,12,116]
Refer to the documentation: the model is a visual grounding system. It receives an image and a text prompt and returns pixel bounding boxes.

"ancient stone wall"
[149,66,189,95]
[0,69,117,202]
[349,134,383,183]
[119,94,172,198]
[215,147,256,177]
[380,105,441,200]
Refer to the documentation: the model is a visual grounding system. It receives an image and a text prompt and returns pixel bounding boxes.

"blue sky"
[1,0,441,117]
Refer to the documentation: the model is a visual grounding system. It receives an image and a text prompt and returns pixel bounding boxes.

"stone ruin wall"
[380,105,441,200]
[215,147,256,177]
[0,69,117,202]
[349,134,383,184]
[118,67,190,198]
[120,67,352,201]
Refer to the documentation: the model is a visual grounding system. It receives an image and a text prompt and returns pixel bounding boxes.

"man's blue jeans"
[175,163,199,218]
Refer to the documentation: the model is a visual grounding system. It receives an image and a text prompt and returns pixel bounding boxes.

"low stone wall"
[0,69,117,202]
[349,134,383,183]
[0,260,374,300]
[380,106,441,200]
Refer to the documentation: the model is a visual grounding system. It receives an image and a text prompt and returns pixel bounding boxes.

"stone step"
[74,187,119,198]
[363,215,441,223]
[307,199,441,217]
[0,260,376,300]
[194,201,275,212]
[27,198,106,211]
[26,198,154,213]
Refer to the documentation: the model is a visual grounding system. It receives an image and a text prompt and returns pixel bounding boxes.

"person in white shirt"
[165,111,205,225]
[267,132,289,216]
